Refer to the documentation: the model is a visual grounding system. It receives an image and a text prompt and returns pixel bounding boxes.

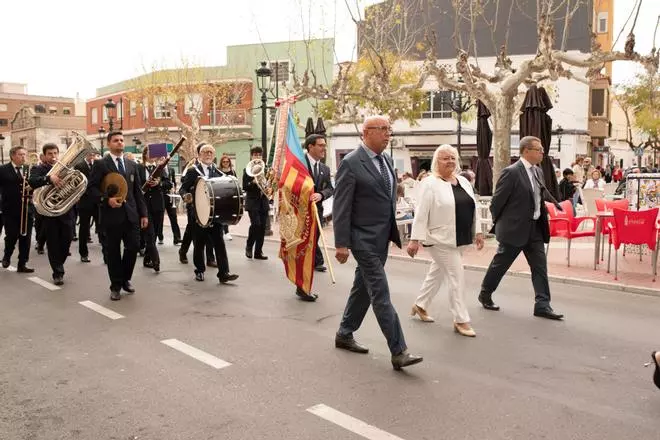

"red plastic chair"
[545,200,596,267]
[608,208,659,282]
[594,199,629,261]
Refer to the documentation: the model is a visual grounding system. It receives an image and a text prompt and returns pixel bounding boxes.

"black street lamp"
[104,98,117,132]
[255,61,272,162]
[133,136,142,154]
[555,125,564,153]
[98,126,106,155]
[0,133,5,164]
[444,80,473,165]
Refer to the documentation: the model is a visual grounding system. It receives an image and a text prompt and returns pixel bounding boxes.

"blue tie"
[375,155,391,197]
[116,158,125,175]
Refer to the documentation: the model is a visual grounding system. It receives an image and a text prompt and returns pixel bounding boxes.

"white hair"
[431,144,460,177]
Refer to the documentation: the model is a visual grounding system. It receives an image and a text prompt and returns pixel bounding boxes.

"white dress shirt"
[360,144,393,193]
[520,158,541,220]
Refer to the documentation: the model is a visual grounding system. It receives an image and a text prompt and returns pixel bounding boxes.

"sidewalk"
[177,214,659,296]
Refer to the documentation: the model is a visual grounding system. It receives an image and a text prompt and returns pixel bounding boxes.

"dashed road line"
[78,300,124,320]
[161,339,231,369]
[27,276,61,291]
[306,404,406,440]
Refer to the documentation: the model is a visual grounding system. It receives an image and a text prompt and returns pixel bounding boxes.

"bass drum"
[193,176,243,227]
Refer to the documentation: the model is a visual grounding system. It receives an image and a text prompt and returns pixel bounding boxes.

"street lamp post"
[255,61,273,163]
[444,82,473,166]
[555,125,563,153]
[133,137,142,155]
[0,133,5,164]
[98,127,106,155]
[104,98,116,132]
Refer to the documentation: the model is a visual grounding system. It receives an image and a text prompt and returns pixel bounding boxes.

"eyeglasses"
[366,126,392,133]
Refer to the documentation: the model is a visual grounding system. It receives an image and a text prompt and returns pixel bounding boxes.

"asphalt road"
[1,234,659,440]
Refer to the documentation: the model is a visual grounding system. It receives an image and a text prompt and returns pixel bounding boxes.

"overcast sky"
[0,0,656,99]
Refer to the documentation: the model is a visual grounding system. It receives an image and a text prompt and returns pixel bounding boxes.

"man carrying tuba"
[242,146,269,260]
[28,143,70,285]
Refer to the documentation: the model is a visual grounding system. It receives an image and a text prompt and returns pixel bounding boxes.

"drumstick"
[313,203,336,284]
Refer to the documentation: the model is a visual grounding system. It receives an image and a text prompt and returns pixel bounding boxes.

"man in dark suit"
[137,150,171,273]
[294,134,334,302]
[478,136,564,320]
[74,151,97,263]
[28,143,74,285]
[164,166,181,245]
[242,146,269,260]
[333,116,423,371]
[0,146,34,273]
[180,143,238,284]
[89,132,148,301]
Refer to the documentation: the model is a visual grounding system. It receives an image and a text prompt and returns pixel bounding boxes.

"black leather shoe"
[81,256,91,263]
[254,254,268,260]
[72,236,78,242]
[314,265,327,272]
[335,336,369,354]
[534,309,564,320]
[122,281,135,294]
[158,240,164,245]
[138,249,145,257]
[173,239,182,246]
[219,273,239,283]
[179,251,188,264]
[153,264,160,273]
[296,288,318,302]
[37,248,44,255]
[207,260,218,268]
[110,288,121,301]
[245,249,253,259]
[1,259,9,268]
[195,272,205,282]
[651,351,660,389]
[53,276,64,286]
[143,261,154,269]
[391,351,424,370]
[87,237,93,243]
[17,266,35,273]
[478,292,500,311]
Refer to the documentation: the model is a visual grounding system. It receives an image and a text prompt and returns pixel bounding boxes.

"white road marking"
[306,404,406,440]
[161,339,231,369]
[78,301,124,320]
[27,276,61,291]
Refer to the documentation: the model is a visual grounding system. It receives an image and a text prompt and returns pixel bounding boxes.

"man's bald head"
[361,115,391,154]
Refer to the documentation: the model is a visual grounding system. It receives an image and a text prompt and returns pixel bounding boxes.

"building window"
[225,91,243,105]
[266,107,277,126]
[185,93,203,114]
[62,107,71,115]
[154,95,172,119]
[591,89,606,117]
[0,103,7,112]
[597,12,608,34]
[91,108,98,125]
[49,106,57,115]
[34,104,46,113]
[0,119,7,127]
[270,60,290,82]
[116,100,123,121]
[102,106,108,122]
[421,91,454,119]
[142,98,149,120]
[130,100,137,116]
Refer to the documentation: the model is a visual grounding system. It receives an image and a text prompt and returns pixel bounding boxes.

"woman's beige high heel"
[411,304,434,322]
[454,322,476,337]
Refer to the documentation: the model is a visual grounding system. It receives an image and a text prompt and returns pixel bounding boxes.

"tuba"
[33,131,98,217]
[245,159,274,199]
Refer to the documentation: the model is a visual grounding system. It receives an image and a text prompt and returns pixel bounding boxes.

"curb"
[232,233,659,298]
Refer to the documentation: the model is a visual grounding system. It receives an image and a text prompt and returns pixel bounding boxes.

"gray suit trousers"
[337,249,407,355]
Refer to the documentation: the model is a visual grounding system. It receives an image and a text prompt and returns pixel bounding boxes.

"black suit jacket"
[74,159,96,211]
[137,164,171,213]
[242,167,269,212]
[88,155,148,227]
[304,156,334,216]
[490,160,551,247]
[333,146,400,252]
[28,163,76,225]
[0,162,32,221]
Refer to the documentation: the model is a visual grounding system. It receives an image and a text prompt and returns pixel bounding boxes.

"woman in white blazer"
[406,144,484,337]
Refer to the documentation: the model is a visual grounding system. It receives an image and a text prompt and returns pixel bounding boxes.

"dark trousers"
[43,217,73,277]
[481,220,552,311]
[3,216,33,267]
[181,222,215,262]
[246,208,267,255]
[71,206,78,238]
[34,214,46,250]
[142,213,160,266]
[0,213,3,238]
[154,210,165,241]
[165,205,181,241]
[104,221,140,289]
[78,208,97,258]
[192,223,229,277]
[337,249,407,356]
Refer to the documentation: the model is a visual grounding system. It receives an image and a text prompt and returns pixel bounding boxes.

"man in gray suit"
[478,136,564,320]
[333,115,423,370]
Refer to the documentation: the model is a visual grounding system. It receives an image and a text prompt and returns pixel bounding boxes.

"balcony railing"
[210,109,252,127]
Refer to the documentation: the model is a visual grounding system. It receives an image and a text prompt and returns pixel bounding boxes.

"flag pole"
[312,203,336,284]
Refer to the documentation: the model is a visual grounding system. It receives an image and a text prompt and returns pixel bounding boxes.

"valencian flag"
[274,104,318,294]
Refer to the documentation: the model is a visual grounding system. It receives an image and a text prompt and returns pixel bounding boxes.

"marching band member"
[34,153,47,255]
[137,149,171,273]
[164,166,182,245]
[89,131,148,301]
[242,146,269,260]
[74,151,97,263]
[28,143,72,285]
[0,146,34,273]
[218,154,236,240]
[180,143,238,284]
